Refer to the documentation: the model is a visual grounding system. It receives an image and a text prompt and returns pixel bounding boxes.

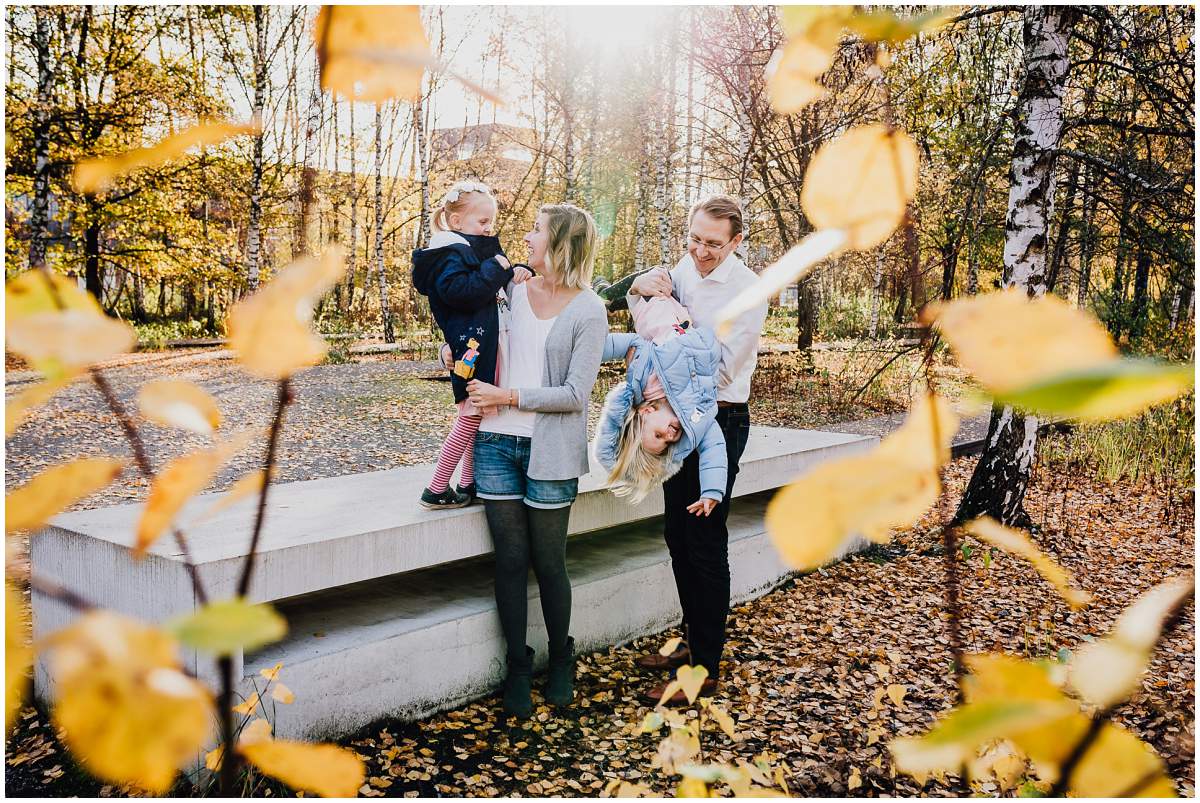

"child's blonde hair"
[432,180,496,233]
[605,400,674,504]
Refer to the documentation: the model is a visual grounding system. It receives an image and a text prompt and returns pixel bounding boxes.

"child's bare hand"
[512,266,533,284]
[440,343,453,370]
[687,498,717,517]
[496,254,511,269]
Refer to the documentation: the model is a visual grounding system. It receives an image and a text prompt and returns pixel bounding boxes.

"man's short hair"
[689,194,744,239]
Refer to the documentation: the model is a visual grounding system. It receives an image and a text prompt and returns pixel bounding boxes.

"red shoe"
[639,678,719,707]
[635,643,691,672]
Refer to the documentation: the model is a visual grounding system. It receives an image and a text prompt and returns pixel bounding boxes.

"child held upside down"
[592,292,727,515]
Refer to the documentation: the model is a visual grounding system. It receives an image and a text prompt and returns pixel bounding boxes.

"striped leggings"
[429,413,481,492]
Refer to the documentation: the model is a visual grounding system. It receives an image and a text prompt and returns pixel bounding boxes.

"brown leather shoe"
[635,644,691,671]
[639,678,719,707]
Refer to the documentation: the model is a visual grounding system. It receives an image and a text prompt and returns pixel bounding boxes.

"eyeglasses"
[687,233,731,252]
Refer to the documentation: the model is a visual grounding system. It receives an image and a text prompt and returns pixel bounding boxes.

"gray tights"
[484,499,572,660]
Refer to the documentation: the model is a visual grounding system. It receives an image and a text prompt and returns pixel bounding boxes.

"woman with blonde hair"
[465,203,608,717]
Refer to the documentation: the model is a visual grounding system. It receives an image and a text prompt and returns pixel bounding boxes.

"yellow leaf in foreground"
[227,247,347,379]
[927,289,1117,394]
[659,636,683,657]
[55,665,213,794]
[963,653,1065,704]
[676,664,710,705]
[136,432,255,555]
[5,271,127,378]
[7,309,135,377]
[6,457,126,534]
[241,739,366,798]
[966,517,1091,608]
[138,379,222,434]
[765,37,829,113]
[315,5,430,103]
[72,119,258,194]
[1069,575,1193,709]
[767,395,956,570]
[801,124,920,250]
[6,583,32,732]
[271,681,295,705]
[44,612,209,794]
[716,229,847,338]
[1071,722,1176,797]
[6,270,99,319]
[259,662,283,683]
[889,700,1075,776]
[995,359,1193,423]
[846,8,955,45]
[6,376,75,437]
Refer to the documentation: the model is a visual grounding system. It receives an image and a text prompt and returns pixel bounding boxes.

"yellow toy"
[453,338,481,379]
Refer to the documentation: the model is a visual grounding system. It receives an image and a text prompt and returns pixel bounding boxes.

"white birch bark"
[956,5,1078,527]
[869,246,886,339]
[244,5,268,291]
[374,104,394,343]
[28,6,53,271]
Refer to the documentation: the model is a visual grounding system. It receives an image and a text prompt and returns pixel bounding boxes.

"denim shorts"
[473,431,579,509]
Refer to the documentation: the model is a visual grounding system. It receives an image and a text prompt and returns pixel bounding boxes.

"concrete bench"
[32,426,876,736]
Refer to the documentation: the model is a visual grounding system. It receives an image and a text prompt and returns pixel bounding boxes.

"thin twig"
[236,378,293,598]
[88,368,209,605]
[217,654,238,795]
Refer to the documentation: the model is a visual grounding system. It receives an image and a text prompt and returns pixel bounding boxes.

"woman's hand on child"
[440,344,453,370]
[496,254,511,269]
[512,266,533,284]
[687,497,717,517]
[467,379,511,409]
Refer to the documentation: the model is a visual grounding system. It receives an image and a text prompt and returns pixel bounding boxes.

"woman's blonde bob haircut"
[538,203,598,291]
[604,400,674,504]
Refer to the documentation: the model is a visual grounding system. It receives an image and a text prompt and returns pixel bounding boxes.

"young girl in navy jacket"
[411,181,531,508]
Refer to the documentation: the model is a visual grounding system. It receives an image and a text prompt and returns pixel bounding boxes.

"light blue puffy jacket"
[594,326,728,502]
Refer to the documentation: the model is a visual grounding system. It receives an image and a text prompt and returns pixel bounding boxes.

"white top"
[667,252,768,404]
[480,283,556,438]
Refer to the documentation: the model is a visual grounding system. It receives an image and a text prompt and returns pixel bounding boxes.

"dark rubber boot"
[502,646,534,718]
[545,637,576,706]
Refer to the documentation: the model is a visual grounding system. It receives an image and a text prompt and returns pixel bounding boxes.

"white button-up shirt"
[656,252,769,404]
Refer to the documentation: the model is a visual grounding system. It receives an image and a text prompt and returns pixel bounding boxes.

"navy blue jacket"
[411,231,514,403]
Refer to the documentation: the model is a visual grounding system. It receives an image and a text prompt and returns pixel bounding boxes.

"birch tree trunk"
[682,7,697,209]
[244,5,268,291]
[346,100,359,314]
[28,6,53,271]
[869,246,886,339]
[954,5,1079,528]
[374,104,395,343]
[413,93,431,248]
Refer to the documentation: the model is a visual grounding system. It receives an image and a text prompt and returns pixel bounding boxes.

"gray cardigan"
[515,289,608,480]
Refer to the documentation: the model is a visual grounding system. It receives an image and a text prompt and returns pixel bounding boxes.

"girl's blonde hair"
[432,180,496,233]
[539,203,597,291]
[605,400,674,504]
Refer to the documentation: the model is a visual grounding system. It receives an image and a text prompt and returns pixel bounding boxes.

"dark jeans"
[662,403,751,678]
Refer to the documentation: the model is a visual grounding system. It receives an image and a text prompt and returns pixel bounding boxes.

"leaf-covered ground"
[6,448,1193,797]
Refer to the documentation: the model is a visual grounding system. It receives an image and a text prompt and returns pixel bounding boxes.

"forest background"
[5,4,1194,357]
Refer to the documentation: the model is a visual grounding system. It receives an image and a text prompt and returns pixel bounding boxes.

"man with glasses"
[604,195,769,704]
